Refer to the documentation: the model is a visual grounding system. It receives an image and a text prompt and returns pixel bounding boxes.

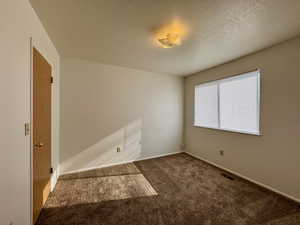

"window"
[194,70,260,135]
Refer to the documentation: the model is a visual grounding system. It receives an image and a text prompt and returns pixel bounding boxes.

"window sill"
[193,125,262,136]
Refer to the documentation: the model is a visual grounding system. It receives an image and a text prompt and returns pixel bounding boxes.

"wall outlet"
[117,147,121,153]
[219,150,224,156]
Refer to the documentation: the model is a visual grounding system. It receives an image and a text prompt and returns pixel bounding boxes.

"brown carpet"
[36,153,300,225]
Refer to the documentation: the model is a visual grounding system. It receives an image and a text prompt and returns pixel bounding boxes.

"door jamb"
[29,37,54,225]
[30,37,33,225]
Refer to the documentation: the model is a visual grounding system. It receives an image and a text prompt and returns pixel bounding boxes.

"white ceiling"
[30,0,300,76]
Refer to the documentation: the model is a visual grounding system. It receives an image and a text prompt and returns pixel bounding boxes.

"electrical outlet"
[219,150,224,156]
[117,147,121,153]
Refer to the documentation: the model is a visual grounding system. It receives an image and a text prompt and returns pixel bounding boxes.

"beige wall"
[184,37,300,201]
[60,58,184,174]
[0,0,60,224]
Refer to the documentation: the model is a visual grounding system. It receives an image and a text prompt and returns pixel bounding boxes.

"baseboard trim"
[135,151,183,162]
[185,151,300,204]
[50,166,59,192]
[60,151,182,176]
[60,160,136,175]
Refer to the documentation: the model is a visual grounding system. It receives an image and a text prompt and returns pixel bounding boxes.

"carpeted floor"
[36,153,300,225]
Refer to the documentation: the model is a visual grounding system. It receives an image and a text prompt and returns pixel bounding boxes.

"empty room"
[2,0,300,224]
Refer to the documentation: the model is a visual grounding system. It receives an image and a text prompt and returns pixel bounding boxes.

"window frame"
[193,69,261,136]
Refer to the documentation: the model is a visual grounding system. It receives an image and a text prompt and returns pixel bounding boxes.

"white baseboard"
[185,151,300,204]
[60,159,136,175]
[135,151,183,162]
[60,151,183,176]
[50,166,59,191]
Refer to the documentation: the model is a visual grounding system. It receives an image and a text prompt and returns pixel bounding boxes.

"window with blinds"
[194,70,261,135]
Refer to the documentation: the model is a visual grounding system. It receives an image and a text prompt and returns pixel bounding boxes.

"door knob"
[34,142,44,148]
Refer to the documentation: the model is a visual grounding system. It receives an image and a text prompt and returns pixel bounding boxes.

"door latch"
[24,123,30,136]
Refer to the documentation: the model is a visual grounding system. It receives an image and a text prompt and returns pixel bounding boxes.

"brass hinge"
[50,76,54,84]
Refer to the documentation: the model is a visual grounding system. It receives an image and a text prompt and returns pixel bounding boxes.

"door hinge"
[50,167,54,174]
[50,76,54,84]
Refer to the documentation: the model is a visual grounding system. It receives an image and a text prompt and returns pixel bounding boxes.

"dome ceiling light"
[155,19,188,49]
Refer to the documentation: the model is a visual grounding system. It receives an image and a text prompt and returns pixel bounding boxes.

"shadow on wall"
[60,119,143,175]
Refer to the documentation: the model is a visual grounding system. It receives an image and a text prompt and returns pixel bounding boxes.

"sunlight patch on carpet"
[45,174,157,208]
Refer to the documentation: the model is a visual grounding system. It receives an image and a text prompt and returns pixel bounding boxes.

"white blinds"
[194,70,260,135]
[194,82,219,128]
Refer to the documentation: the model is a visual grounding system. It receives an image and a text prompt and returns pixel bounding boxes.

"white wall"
[60,58,183,174]
[0,0,60,224]
[185,36,300,201]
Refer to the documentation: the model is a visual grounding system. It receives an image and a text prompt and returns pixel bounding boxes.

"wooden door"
[33,48,52,224]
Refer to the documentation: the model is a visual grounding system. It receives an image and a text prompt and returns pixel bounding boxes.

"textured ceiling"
[30,0,300,76]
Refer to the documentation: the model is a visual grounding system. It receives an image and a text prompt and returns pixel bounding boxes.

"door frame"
[29,38,54,225]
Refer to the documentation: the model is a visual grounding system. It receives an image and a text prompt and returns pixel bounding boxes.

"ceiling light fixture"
[158,33,181,48]
[155,18,188,49]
